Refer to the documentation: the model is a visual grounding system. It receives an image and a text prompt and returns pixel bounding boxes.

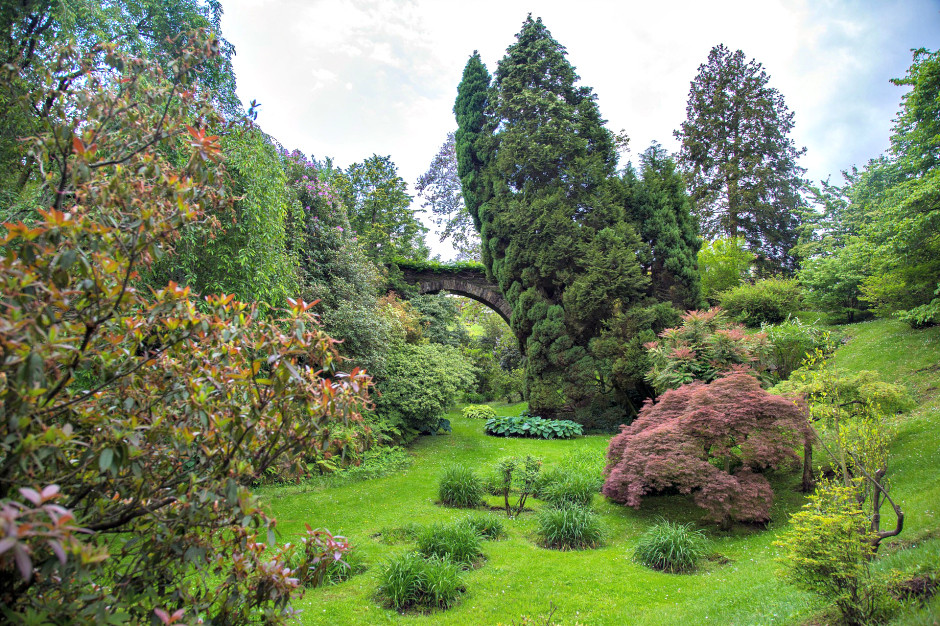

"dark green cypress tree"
[453,52,492,233]
[458,16,649,424]
[630,143,703,309]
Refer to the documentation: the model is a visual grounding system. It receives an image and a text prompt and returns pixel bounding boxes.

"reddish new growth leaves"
[602,372,811,525]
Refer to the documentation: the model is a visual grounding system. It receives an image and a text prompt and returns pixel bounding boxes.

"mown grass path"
[258,319,940,625]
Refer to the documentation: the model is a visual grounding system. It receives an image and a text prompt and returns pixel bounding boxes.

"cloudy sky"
[220,0,939,259]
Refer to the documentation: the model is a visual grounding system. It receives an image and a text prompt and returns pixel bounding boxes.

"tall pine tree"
[457,16,649,425]
[617,144,703,309]
[675,44,806,273]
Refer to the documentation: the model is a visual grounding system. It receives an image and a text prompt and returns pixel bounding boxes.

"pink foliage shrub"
[602,372,811,525]
[645,307,773,393]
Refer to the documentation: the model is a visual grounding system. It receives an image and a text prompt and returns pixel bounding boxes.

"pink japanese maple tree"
[602,372,811,526]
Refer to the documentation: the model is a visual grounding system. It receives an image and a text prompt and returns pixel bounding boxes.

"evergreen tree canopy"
[453,51,492,235]
[457,16,652,426]
[623,143,703,309]
[675,44,806,273]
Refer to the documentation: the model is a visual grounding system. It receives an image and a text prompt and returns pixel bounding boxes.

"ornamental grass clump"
[460,512,506,540]
[536,504,604,550]
[377,553,465,611]
[416,521,483,567]
[438,464,484,508]
[633,520,708,573]
[539,473,597,509]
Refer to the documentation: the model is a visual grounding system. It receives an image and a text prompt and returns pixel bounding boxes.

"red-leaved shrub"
[602,372,811,526]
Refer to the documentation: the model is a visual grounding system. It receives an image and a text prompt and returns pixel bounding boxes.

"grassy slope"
[258,320,940,625]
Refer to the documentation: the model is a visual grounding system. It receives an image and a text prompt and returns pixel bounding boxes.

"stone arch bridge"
[398,263,512,326]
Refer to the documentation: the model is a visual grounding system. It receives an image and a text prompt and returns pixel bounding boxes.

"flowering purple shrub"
[602,373,811,526]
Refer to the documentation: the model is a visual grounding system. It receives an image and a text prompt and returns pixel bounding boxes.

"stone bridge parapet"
[399,267,512,326]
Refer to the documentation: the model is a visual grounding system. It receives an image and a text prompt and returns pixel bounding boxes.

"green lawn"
[258,320,940,625]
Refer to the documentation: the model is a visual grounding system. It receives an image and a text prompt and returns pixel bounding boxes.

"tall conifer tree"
[457,15,649,423]
[630,143,703,309]
[454,52,492,231]
[675,44,805,273]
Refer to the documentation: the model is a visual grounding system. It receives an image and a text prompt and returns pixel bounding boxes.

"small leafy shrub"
[373,343,476,440]
[633,520,708,573]
[718,278,802,326]
[438,465,484,508]
[603,372,812,526]
[416,521,483,567]
[485,415,583,439]
[775,480,898,625]
[286,532,366,586]
[460,512,506,540]
[773,366,914,419]
[462,404,497,420]
[537,504,604,550]
[377,552,465,611]
[492,455,543,518]
[762,317,835,380]
[645,307,773,393]
[539,474,597,509]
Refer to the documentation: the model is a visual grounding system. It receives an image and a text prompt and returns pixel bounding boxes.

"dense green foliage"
[453,51,492,236]
[697,237,754,302]
[718,277,802,326]
[151,128,301,306]
[633,520,708,573]
[797,49,940,324]
[485,414,584,439]
[0,0,241,216]
[676,44,805,273]
[438,465,484,508]
[0,35,373,623]
[762,317,833,380]
[373,343,476,439]
[331,154,428,263]
[622,144,703,309]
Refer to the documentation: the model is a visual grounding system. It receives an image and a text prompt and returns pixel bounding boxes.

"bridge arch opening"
[398,266,512,327]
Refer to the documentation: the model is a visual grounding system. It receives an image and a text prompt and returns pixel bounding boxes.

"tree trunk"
[801,440,815,492]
